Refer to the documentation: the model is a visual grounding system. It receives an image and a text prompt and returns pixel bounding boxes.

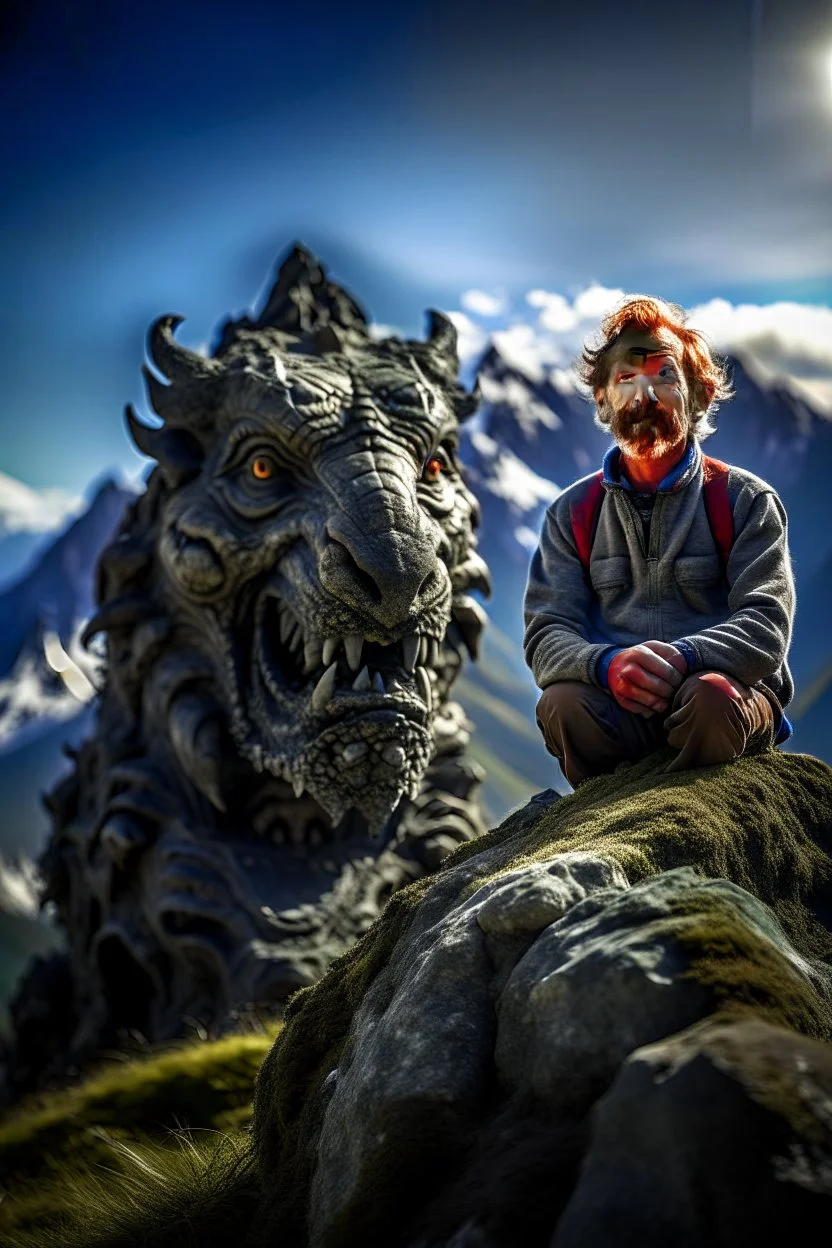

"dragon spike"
[125,403,165,459]
[425,309,459,366]
[456,376,481,424]
[146,315,222,387]
[125,404,204,486]
[141,364,179,423]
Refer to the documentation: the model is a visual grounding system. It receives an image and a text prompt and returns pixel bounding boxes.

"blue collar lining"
[602,440,698,494]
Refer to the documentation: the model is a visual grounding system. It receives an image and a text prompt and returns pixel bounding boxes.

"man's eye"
[250,454,277,481]
[617,373,635,383]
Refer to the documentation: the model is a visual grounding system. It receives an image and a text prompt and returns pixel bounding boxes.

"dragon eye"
[251,455,276,481]
[422,455,445,484]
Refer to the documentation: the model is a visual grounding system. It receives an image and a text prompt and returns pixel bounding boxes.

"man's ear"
[594,387,606,406]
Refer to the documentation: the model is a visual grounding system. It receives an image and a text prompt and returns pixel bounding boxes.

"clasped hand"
[607,641,687,717]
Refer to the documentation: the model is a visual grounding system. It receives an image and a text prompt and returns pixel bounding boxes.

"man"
[523,295,795,789]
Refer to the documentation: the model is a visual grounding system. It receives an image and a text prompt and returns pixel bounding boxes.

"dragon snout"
[321,518,445,628]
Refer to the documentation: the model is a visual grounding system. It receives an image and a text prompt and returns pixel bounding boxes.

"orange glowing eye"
[251,455,275,481]
[423,455,444,483]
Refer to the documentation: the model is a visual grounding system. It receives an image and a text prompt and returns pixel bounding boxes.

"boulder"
[252,748,832,1247]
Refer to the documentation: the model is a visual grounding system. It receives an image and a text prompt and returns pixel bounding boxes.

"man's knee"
[666,670,774,766]
[536,681,608,730]
[676,671,746,713]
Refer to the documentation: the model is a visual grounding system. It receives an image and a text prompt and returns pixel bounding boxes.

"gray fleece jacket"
[522,439,795,710]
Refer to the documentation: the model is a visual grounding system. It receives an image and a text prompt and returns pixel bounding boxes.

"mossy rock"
[4,748,831,1247]
[252,748,832,1243]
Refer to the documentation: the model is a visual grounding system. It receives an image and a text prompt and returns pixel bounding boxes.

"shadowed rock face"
[252,750,832,1248]
[5,245,492,1093]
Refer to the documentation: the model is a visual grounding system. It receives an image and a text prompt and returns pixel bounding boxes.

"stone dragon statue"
[6,245,491,1093]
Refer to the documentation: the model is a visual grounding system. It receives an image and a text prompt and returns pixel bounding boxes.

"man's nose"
[629,375,659,405]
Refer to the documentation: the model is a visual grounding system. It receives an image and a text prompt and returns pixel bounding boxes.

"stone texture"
[309,852,623,1246]
[252,751,832,1248]
[496,867,831,1117]
[553,1015,832,1247]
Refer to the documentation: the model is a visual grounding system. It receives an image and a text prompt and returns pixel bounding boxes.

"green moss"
[0,1029,278,1190]
[671,894,831,1039]
[0,1029,279,1245]
[253,749,832,1243]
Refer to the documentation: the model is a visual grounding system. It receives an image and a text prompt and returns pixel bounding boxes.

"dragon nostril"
[330,538,383,604]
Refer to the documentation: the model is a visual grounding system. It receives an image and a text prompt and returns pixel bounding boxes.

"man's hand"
[607,641,687,716]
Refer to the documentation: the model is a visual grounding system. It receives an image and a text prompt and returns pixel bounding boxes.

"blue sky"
[1,0,831,497]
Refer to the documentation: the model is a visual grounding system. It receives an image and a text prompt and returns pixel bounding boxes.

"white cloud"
[687,298,832,410]
[514,524,542,551]
[526,290,577,333]
[0,472,83,536]
[460,289,506,317]
[368,322,400,340]
[572,283,626,322]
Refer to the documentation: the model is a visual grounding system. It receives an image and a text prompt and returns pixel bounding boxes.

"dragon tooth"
[372,670,385,695]
[415,665,432,711]
[402,634,419,674]
[427,637,440,669]
[352,665,372,692]
[292,775,305,799]
[304,639,323,673]
[322,637,340,666]
[418,635,429,666]
[279,607,293,645]
[289,621,304,653]
[344,634,364,671]
[311,661,338,712]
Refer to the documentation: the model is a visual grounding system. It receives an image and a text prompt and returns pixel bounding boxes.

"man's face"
[595,328,689,458]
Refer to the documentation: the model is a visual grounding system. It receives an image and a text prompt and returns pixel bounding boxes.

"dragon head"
[112,246,488,831]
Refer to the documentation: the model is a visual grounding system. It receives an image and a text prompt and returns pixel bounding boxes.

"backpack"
[569,454,734,573]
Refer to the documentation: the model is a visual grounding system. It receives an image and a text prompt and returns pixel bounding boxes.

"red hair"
[579,296,732,437]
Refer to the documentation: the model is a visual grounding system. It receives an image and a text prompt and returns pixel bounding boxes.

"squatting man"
[523,296,795,788]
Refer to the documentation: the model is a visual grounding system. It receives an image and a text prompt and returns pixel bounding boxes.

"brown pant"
[536,672,775,789]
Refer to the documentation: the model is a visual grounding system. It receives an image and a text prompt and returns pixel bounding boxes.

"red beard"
[605,399,685,458]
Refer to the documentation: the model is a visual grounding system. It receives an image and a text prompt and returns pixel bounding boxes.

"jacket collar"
[602,438,701,494]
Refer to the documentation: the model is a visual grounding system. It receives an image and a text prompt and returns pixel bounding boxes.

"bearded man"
[523,296,795,789]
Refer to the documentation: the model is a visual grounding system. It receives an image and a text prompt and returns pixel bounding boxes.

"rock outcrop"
[3,748,831,1247]
[252,747,832,1247]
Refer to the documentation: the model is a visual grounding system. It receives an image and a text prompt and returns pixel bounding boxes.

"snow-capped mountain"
[0,472,85,593]
[0,479,133,858]
[0,477,132,686]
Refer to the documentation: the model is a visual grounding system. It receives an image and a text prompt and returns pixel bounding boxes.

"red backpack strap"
[569,470,605,569]
[701,455,733,571]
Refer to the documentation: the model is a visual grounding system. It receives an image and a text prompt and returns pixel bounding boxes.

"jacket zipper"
[647,494,664,637]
